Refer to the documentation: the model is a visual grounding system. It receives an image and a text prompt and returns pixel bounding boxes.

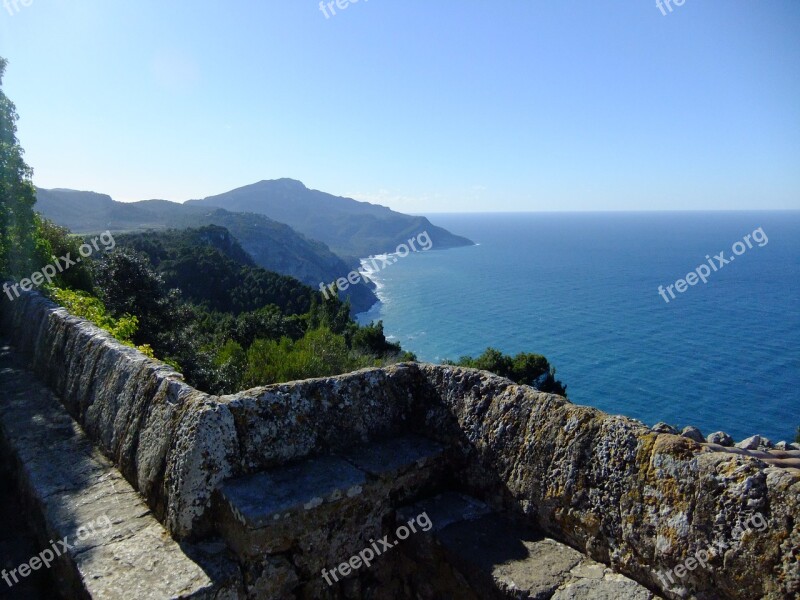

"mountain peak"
[255,178,308,190]
[189,181,475,260]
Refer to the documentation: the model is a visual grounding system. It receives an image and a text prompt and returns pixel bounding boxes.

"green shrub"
[48,287,155,359]
[242,326,376,388]
[445,347,567,396]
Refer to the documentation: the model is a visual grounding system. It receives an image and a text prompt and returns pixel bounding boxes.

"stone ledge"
[215,434,449,567]
[0,344,240,599]
[219,456,367,532]
[703,442,800,474]
[339,435,445,478]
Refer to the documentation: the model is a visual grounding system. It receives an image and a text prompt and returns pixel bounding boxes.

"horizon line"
[418,208,800,214]
[33,186,799,214]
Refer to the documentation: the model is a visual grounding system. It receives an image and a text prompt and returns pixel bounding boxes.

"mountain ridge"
[34,187,379,312]
[186,178,475,262]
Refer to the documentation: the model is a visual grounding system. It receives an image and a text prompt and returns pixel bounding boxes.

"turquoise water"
[357,212,800,443]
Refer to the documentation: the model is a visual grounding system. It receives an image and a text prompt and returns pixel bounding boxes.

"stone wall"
[2,291,220,535]
[0,292,433,538]
[415,364,800,600]
[2,290,798,599]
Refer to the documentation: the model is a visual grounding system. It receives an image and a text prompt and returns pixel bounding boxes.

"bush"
[445,347,567,396]
[242,327,375,388]
[210,339,247,394]
[48,287,153,357]
[35,218,95,293]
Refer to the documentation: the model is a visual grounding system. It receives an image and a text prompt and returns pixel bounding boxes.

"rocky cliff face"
[1,290,797,599]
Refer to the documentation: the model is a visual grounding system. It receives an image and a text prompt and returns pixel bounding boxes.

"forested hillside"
[34,188,379,313]
[75,226,413,394]
[112,226,314,315]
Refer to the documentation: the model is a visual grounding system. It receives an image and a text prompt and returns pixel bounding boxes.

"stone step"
[395,493,662,600]
[214,434,447,572]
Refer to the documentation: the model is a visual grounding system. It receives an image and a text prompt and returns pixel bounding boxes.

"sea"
[356,211,800,443]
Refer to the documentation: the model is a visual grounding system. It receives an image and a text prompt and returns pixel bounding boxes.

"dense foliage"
[83,228,413,394]
[47,287,155,358]
[445,347,567,396]
[0,58,49,279]
[33,189,380,313]
[109,227,314,315]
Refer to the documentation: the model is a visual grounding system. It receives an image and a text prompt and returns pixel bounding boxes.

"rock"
[652,422,678,434]
[759,437,774,449]
[774,441,789,451]
[707,431,734,446]
[736,435,762,450]
[681,426,705,443]
[790,443,800,451]
[246,555,299,598]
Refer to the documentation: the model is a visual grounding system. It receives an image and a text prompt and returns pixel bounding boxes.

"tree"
[307,290,352,335]
[93,247,178,344]
[229,305,302,348]
[350,320,402,357]
[0,57,48,278]
[35,218,94,292]
[211,340,247,394]
[92,247,193,372]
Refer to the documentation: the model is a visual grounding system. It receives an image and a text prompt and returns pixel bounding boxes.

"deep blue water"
[357,212,800,443]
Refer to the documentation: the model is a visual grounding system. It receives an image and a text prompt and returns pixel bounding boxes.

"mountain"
[35,188,211,231]
[34,188,378,313]
[185,179,474,262]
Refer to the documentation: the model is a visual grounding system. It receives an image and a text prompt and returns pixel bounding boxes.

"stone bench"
[213,434,447,596]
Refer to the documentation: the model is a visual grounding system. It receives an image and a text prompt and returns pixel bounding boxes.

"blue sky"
[1,1,798,212]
